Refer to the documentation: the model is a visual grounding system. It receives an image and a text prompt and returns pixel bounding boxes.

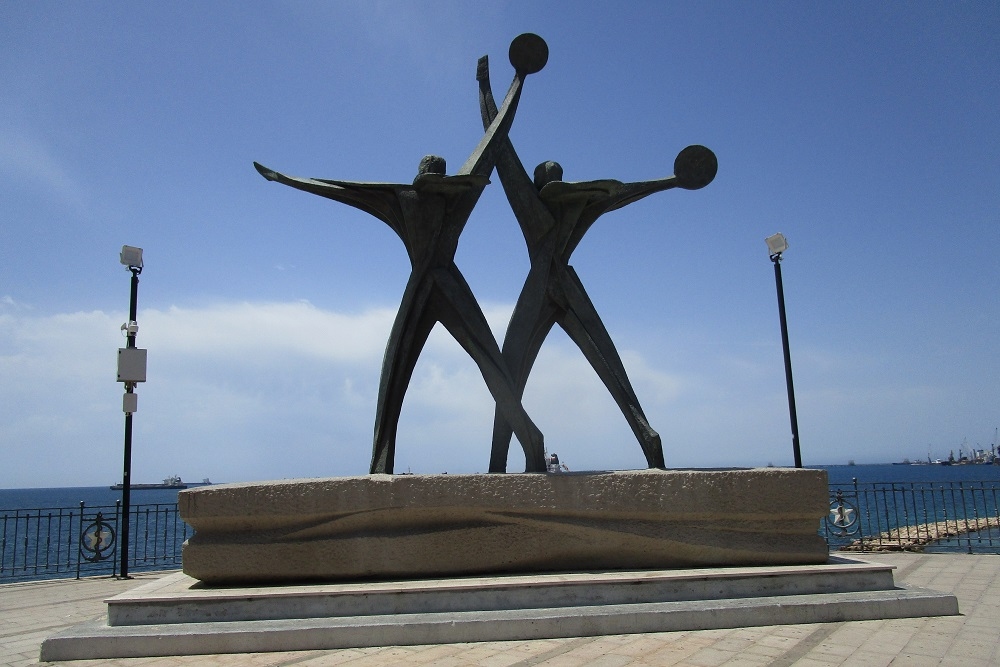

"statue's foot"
[644,432,666,469]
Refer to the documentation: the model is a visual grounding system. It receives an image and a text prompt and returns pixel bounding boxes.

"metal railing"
[824,479,1000,554]
[0,501,187,583]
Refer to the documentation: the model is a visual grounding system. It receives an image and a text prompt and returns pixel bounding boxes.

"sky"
[2,2,998,488]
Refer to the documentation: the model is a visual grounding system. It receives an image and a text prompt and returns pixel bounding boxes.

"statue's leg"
[433,266,547,472]
[489,266,559,472]
[556,267,666,469]
[370,276,438,474]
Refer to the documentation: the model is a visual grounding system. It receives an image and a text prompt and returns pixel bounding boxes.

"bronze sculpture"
[477,56,717,472]
[255,35,550,473]
[254,33,716,474]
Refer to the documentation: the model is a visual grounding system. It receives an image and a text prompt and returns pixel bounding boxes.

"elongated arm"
[253,161,406,238]
[458,34,547,177]
[601,144,717,213]
[477,55,534,193]
[458,68,525,177]
[561,178,676,259]
[477,55,554,246]
[602,177,680,213]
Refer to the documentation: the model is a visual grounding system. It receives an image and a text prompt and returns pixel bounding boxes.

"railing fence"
[1,501,186,583]
[824,479,1000,554]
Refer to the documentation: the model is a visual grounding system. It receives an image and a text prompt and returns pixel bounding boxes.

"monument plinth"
[180,468,828,584]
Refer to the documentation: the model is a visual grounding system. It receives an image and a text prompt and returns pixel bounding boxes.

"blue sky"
[2,3,998,487]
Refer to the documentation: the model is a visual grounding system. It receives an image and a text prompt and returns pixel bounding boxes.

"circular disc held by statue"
[674,145,718,190]
[509,33,548,74]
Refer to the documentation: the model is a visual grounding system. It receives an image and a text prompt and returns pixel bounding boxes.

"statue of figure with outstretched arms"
[255,34,551,473]
[477,54,717,472]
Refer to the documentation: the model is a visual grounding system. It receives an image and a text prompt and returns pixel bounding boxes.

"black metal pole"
[119,267,139,578]
[772,255,802,468]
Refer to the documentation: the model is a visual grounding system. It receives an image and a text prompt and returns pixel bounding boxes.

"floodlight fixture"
[120,245,143,270]
[765,233,788,259]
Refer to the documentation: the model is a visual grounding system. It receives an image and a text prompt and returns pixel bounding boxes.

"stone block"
[179,468,829,584]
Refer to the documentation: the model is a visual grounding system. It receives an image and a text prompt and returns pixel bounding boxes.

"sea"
[822,462,1000,486]
[0,485,185,511]
[1,484,194,583]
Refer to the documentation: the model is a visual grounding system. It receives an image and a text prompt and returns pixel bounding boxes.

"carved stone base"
[179,468,828,584]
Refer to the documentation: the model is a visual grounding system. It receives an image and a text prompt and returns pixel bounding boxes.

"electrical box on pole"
[117,348,147,383]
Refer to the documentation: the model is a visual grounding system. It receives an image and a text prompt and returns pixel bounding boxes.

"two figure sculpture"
[254,34,717,474]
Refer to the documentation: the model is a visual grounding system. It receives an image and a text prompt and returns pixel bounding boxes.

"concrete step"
[106,557,900,626]
[41,586,959,661]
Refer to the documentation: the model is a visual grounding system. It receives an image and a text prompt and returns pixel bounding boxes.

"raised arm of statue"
[253,161,407,240]
[458,33,548,178]
[477,53,555,246]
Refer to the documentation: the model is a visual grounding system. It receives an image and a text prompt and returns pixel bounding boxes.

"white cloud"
[141,301,393,364]
[16,298,932,487]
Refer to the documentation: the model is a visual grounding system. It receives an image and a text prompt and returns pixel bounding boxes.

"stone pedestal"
[179,468,829,584]
[39,557,961,661]
[46,469,964,662]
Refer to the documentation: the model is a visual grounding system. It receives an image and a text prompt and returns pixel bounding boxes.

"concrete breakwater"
[841,516,1000,552]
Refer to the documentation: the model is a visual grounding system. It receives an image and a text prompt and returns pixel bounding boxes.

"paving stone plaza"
[3,552,998,666]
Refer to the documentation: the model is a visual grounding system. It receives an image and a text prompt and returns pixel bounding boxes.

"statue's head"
[418,155,447,176]
[533,161,563,189]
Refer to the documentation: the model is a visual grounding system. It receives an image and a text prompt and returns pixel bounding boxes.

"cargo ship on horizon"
[110,475,212,490]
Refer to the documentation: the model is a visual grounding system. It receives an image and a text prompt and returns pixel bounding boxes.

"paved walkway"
[3,553,998,666]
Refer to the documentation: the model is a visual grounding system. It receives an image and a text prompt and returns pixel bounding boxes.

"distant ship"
[110,475,188,490]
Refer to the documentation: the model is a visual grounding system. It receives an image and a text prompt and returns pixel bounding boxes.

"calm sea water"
[3,464,1000,510]
[819,463,1000,486]
[1,485,194,583]
[0,486,187,511]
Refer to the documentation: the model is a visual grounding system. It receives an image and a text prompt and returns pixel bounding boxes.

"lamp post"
[117,245,145,578]
[765,233,802,468]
